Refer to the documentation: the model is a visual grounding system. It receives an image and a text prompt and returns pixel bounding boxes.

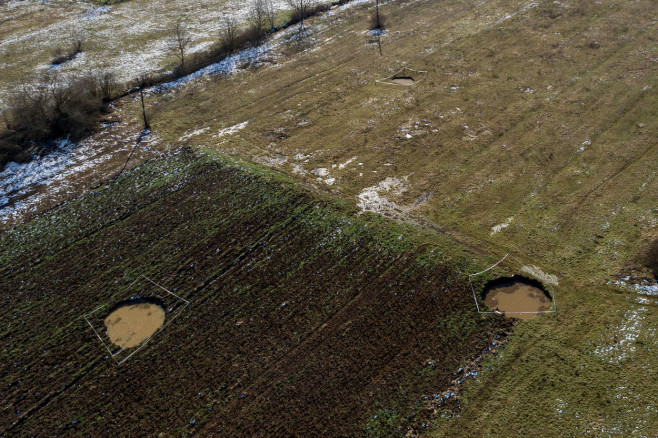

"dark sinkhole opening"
[392,76,415,85]
[482,275,552,320]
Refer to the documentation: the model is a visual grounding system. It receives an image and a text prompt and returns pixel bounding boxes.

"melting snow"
[155,44,274,92]
[338,156,357,169]
[0,137,138,225]
[491,216,514,235]
[613,279,658,296]
[0,0,292,108]
[521,265,559,286]
[179,127,209,141]
[311,168,330,177]
[356,176,409,214]
[593,308,646,363]
[215,121,249,138]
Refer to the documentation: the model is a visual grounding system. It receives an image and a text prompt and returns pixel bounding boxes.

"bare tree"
[82,70,118,101]
[249,0,267,35]
[286,0,315,29]
[168,20,192,70]
[98,71,118,101]
[6,71,103,146]
[265,0,277,31]
[220,15,239,52]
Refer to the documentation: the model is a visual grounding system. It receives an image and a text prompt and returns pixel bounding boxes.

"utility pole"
[136,78,149,131]
[375,0,380,29]
[140,88,149,130]
[116,79,150,179]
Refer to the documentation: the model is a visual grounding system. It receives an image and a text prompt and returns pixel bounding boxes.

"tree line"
[1,0,386,169]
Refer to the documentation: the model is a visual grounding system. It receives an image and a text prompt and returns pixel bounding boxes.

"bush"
[641,238,658,278]
[0,71,110,168]
[51,39,84,65]
[287,2,330,27]
[0,135,31,168]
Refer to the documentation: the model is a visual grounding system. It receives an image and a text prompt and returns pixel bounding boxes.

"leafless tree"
[220,15,239,52]
[249,0,267,35]
[6,71,102,144]
[286,0,315,29]
[82,70,118,101]
[97,71,118,101]
[265,0,277,30]
[168,20,192,69]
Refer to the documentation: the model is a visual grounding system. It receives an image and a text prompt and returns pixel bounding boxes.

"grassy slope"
[141,0,657,435]
[0,0,290,106]
[152,0,658,280]
[0,150,509,436]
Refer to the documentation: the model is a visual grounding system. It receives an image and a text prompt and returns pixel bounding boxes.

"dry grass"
[140,0,657,434]
[0,0,293,108]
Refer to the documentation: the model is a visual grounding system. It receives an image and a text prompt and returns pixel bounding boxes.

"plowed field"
[0,151,508,436]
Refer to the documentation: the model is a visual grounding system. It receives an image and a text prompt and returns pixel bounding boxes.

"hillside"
[1,0,657,436]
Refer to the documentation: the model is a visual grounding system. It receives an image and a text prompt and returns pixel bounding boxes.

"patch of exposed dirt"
[105,302,165,348]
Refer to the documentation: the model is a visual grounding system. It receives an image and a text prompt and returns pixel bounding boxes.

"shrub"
[641,237,658,278]
[51,38,84,65]
[0,71,110,168]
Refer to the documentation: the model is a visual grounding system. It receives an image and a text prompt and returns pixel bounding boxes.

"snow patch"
[291,163,306,175]
[593,308,646,363]
[311,168,329,177]
[179,127,209,141]
[215,121,249,138]
[613,279,658,296]
[155,44,274,91]
[491,216,514,235]
[521,265,559,286]
[0,134,141,225]
[356,176,409,214]
[338,156,357,169]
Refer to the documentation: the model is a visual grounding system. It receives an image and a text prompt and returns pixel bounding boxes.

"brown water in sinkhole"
[104,302,165,348]
[484,281,551,320]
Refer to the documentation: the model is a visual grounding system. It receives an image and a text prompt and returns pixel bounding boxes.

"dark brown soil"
[0,153,508,437]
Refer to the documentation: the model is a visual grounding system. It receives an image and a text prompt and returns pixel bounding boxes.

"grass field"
[0,0,291,108]
[1,0,657,435]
